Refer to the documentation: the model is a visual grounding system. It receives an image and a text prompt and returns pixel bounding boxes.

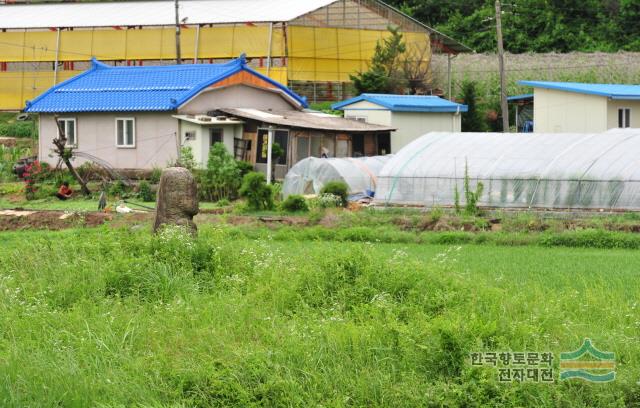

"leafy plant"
[200,143,241,202]
[320,181,349,207]
[280,194,309,212]
[239,171,274,211]
[138,180,155,202]
[179,146,198,171]
[109,180,130,198]
[463,160,484,216]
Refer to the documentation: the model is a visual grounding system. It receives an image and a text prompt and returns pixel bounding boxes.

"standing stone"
[153,167,199,234]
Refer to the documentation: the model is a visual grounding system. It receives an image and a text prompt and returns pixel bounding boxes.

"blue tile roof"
[518,81,640,100]
[25,56,307,113]
[331,94,468,113]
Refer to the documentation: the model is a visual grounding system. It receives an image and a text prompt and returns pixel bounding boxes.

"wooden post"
[53,115,91,196]
[495,0,510,132]
[266,126,274,185]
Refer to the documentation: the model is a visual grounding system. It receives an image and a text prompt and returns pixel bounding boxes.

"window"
[618,108,631,128]
[346,116,367,123]
[184,131,196,141]
[116,118,135,147]
[57,118,76,146]
[210,128,223,146]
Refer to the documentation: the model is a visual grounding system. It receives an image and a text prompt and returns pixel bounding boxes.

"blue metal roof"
[331,94,468,113]
[25,56,307,113]
[507,93,533,102]
[518,81,640,100]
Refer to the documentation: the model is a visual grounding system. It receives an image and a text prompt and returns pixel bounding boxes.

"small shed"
[518,81,640,133]
[331,94,468,152]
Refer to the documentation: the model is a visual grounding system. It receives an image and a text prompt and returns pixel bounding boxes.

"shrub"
[179,146,197,171]
[320,181,349,207]
[280,195,309,212]
[109,180,130,198]
[236,160,254,177]
[138,180,155,202]
[239,172,274,211]
[200,143,241,201]
[309,193,343,209]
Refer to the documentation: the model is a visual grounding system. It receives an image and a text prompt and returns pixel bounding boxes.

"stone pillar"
[153,167,199,234]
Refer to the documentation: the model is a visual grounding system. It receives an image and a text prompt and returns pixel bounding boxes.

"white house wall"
[39,112,179,169]
[179,121,238,168]
[533,88,608,133]
[389,112,461,152]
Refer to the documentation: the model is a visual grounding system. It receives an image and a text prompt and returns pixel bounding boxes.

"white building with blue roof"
[332,94,467,152]
[518,81,640,133]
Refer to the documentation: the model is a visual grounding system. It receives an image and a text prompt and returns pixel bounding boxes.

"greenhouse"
[283,156,392,197]
[375,129,640,210]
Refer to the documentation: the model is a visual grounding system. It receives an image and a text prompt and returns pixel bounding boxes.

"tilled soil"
[0,209,114,231]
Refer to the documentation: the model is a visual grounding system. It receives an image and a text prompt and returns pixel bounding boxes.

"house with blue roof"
[331,94,467,152]
[26,56,393,174]
[518,81,640,133]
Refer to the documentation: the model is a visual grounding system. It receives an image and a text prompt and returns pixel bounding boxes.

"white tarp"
[375,129,640,210]
[0,0,337,29]
[283,156,392,197]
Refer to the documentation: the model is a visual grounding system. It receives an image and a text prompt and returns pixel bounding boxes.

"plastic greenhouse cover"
[375,129,640,210]
[283,156,393,197]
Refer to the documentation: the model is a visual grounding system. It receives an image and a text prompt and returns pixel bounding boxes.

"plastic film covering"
[283,155,392,197]
[375,129,640,210]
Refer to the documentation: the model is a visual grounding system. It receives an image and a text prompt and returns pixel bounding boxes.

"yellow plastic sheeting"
[287,27,430,82]
[253,67,288,85]
[0,68,287,111]
[0,26,283,62]
[0,71,79,111]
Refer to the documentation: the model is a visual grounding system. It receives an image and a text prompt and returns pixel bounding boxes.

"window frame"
[115,117,136,148]
[57,117,77,147]
[618,108,631,128]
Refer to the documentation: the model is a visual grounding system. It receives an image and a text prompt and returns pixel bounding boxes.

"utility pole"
[495,0,509,132]
[175,0,182,64]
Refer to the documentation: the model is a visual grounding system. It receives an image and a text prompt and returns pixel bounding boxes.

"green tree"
[350,26,407,94]
[460,81,486,132]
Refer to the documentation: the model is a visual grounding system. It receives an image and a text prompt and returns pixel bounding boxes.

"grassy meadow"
[0,222,639,407]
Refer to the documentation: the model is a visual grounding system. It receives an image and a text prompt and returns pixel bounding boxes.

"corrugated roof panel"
[0,0,338,29]
[332,94,468,113]
[519,81,640,100]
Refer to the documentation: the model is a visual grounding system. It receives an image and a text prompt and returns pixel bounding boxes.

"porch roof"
[216,108,396,133]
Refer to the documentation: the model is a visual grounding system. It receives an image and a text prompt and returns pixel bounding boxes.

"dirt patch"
[0,210,147,231]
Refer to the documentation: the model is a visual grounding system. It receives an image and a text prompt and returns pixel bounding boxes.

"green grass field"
[0,224,639,407]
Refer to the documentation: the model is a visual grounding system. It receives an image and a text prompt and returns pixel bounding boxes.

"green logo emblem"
[559,338,615,382]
